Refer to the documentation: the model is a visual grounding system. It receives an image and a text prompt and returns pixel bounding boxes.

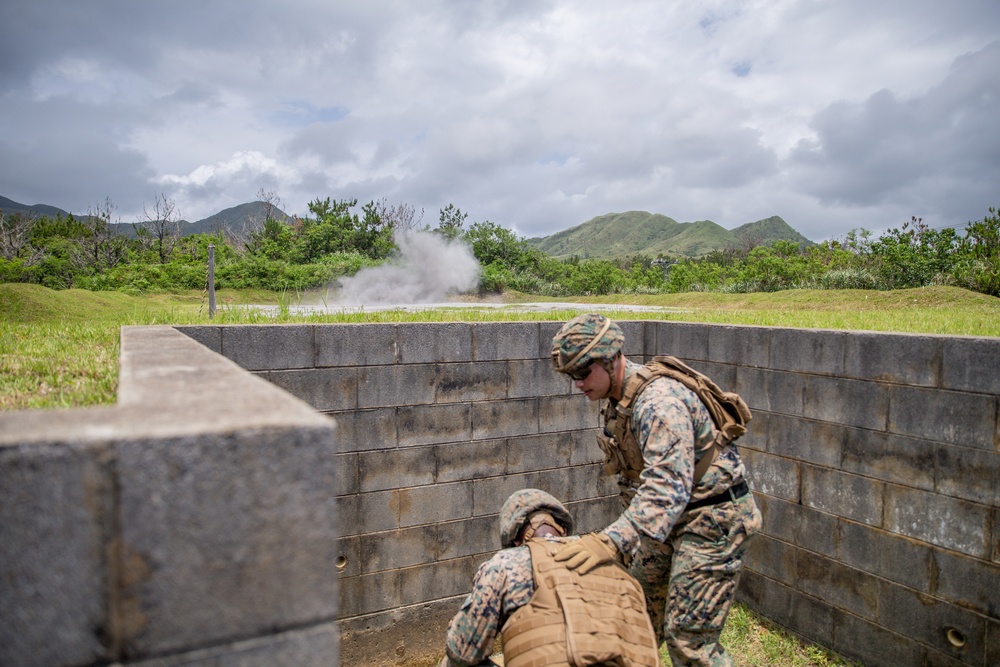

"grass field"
[5,282,996,666]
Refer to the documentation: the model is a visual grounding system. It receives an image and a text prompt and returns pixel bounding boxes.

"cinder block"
[878,582,986,664]
[844,331,941,386]
[334,535,362,579]
[841,428,935,490]
[837,519,931,594]
[538,321,565,359]
[651,321,711,361]
[115,427,340,658]
[472,398,539,440]
[397,403,472,447]
[131,621,341,667]
[736,411,769,453]
[931,548,1000,620]
[563,463,613,502]
[942,336,1000,394]
[829,604,924,667]
[397,323,472,363]
[222,324,314,370]
[617,320,645,357]
[803,375,888,431]
[358,446,435,492]
[359,524,438,573]
[509,358,572,398]
[744,533,797,586]
[0,442,111,667]
[435,439,507,483]
[327,407,397,452]
[689,360,737,395]
[334,452,359,495]
[538,394,599,434]
[338,570,401,617]
[568,496,620,534]
[794,549,879,620]
[339,596,460,667]
[358,364,436,408]
[472,471,537,517]
[802,465,883,526]
[754,495,838,556]
[399,481,474,527]
[770,328,846,376]
[744,368,806,416]
[176,325,222,354]
[766,413,843,469]
[708,325,771,367]
[737,570,834,649]
[355,490,401,534]
[888,385,997,450]
[315,323,398,366]
[513,429,602,472]
[262,367,358,411]
[472,322,540,360]
[434,362,507,403]
[741,449,800,502]
[935,444,1000,505]
[399,558,477,608]
[988,619,1000,667]
[437,515,497,560]
[884,484,991,559]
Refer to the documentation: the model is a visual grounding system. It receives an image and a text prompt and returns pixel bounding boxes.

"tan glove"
[553,532,620,574]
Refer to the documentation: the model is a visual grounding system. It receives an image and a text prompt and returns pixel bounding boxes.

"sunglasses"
[568,364,593,381]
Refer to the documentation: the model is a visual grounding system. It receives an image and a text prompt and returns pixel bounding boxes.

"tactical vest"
[501,539,659,667]
[598,355,752,497]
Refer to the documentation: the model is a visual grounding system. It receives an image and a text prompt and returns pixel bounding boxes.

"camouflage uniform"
[552,314,762,667]
[440,488,658,667]
[441,489,575,667]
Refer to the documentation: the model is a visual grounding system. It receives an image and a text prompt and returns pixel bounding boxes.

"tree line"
[1,192,998,298]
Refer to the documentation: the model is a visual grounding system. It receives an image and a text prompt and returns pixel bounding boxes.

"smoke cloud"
[333,231,481,306]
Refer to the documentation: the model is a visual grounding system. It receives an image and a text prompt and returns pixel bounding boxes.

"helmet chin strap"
[606,353,624,401]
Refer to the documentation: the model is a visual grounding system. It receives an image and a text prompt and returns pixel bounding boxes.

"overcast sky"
[1,1,998,242]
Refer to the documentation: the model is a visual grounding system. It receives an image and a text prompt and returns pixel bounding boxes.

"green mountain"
[527,211,814,259]
[0,195,70,218]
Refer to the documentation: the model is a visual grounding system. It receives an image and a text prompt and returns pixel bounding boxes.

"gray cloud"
[1,1,998,242]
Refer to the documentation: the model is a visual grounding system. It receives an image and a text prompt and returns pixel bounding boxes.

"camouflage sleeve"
[603,377,709,557]
[442,547,534,666]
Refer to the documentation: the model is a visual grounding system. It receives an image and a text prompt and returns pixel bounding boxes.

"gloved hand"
[553,532,620,574]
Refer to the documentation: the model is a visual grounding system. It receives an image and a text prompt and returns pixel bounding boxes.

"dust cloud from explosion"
[333,231,481,306]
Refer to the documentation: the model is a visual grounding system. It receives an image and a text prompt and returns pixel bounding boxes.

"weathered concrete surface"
[0,326,339,666]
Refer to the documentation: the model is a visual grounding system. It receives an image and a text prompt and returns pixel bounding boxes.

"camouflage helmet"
[499,488,574,549]
[551,313,624,376]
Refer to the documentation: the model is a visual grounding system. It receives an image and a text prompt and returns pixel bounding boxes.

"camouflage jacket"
[603,358,749,558]
[442,535,571,667]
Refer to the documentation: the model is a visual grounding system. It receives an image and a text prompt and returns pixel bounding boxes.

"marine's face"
[573,362,611,401]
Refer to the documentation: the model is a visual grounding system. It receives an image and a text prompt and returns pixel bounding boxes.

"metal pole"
[208,244,216,318]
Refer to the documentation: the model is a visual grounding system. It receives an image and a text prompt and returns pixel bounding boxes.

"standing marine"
[439,488,660,667]
[550,313,762,667]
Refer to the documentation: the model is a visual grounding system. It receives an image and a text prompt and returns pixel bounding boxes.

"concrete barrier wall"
[0,326,340,667]
[181,319,999,667]
[3,320,998,667]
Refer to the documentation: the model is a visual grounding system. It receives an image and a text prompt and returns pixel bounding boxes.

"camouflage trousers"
[628,492,761,667]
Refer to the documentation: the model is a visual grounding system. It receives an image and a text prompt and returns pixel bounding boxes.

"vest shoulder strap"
[643,355,753,444]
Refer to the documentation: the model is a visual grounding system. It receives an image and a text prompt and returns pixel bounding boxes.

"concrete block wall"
[183,319,1000,667]
[648,322,1000,667]
[179,321,623,666]
[0,326,340,667]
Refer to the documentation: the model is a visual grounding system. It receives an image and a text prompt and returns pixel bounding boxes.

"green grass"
[3,283,998,411]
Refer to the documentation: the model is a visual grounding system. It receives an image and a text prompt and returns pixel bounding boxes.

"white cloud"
[0,0,997,240]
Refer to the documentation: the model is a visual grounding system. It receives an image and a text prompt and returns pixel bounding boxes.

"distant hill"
[0,195,70,218]
[1,195,292,238]
[527,211,814,259]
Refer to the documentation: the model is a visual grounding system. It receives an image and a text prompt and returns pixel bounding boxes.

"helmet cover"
[498,488,574,548]
[551,313,624,376]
